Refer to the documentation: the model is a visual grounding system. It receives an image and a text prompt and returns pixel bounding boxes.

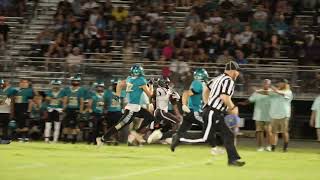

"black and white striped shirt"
[207,73,235,111]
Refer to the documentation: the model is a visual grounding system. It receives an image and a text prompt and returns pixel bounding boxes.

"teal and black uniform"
[12,87,34,128]
[91,92,107,114]
[177,79,205,137]
[175,68,213,147]
[105,89,123,132]
[88,90,107,143]
[46,89,64,122]
[102,64,155,141]
[62,86,87,128]
[30,102,47,120]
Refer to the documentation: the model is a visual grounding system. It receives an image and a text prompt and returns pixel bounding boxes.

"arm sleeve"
[248,93,256,103]
[139,77,148,87]
[221,78,235,96]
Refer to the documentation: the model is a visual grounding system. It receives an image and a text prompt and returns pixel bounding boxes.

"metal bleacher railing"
[0,55,319,100]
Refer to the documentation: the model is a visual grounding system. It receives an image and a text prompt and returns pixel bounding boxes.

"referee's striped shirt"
[207,73,235,111]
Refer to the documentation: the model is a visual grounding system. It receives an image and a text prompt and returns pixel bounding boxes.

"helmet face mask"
[130,64,144,77]
[158,77,170,88]
[96,86,104,92]
[71,80,80,86]
[194,68,209,81]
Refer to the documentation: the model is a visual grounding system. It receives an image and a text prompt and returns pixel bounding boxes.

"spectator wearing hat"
[268,79,293,152]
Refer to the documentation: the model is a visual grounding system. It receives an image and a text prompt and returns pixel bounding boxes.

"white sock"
[44,122,52,142]
[53,121,61,142]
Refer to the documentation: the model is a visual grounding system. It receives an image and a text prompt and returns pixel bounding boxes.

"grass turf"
[0,140,320,180]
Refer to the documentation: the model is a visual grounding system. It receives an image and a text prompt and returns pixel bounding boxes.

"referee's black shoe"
[228,160,246,167]
[0,139,11,144]
[170,134,180,152]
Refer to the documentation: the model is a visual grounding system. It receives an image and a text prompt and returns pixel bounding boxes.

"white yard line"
[92,160,211,180]
[15,162,48,169]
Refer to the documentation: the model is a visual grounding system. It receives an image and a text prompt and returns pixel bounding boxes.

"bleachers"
[2,0,320,101]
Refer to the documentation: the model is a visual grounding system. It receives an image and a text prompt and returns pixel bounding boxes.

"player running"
[147,77,181,144]
[97,64,155,146]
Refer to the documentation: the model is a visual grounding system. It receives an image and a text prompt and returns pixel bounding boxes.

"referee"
[171,61,245,167]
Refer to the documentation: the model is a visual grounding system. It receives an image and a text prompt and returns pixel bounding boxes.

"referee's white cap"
[225,61,241,71]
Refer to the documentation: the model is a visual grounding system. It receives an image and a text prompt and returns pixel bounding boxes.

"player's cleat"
[170,134,180,152]
[96,137,104,147]
[164,138,172,145]
[147,129,163,144]
[265,146,272,152]
[283,148,288,153]
[228,160,246,167]
[257,147,265,152]
[211,147,225,155]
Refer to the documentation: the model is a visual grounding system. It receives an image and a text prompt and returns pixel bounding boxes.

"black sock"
[271,145,276,151]
[103,127,118,141]
[71,135,77,144]
[63,134,68,142]
[283,143,288,150]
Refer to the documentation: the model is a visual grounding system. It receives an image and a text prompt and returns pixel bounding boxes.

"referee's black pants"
[180,107,241,163]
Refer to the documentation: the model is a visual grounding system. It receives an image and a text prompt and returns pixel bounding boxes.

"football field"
[1,140,320,180]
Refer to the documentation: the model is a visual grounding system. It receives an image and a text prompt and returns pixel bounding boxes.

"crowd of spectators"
[0,0,30,17]
[31,0,320,72]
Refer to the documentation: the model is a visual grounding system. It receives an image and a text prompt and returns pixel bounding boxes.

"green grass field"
[1,140,320,180]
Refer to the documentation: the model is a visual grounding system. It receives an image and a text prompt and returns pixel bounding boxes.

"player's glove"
[148,78,155,85]
[171,91,180,100]
[182,105,191,113]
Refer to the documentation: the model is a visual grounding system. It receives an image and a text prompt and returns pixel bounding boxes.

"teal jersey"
[0,86,15,103]
[46,90,64,109]
[91,91,107,114]
[30,103,47,120]
[188,80,204,112]
[126,76,147,105]
[12,87,34,104]
[63,86,87,109]
[105,90,121,112]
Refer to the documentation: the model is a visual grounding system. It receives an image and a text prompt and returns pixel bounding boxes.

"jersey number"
[126,83,134,92]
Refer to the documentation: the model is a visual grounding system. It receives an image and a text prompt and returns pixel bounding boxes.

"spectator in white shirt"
[66,47,84,73]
